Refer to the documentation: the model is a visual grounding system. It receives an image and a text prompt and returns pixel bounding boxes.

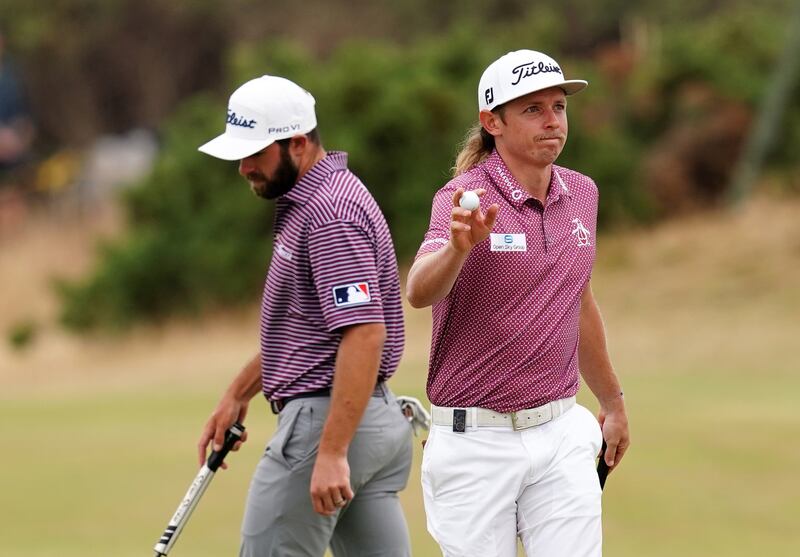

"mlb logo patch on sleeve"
[332,282,371,307]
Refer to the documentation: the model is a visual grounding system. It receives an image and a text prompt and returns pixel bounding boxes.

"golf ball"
[459,190,480,211]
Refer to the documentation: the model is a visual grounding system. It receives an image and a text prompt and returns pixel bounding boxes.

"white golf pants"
[421,403,603,557]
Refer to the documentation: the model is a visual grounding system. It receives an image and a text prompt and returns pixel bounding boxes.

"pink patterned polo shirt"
[415,149,598,413]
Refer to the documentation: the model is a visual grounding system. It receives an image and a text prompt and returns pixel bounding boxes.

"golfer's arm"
[318,322,386,457]
[225,353,264,402]
[578,284,625,413]
[406,245,468,308]
[199,353,261,463]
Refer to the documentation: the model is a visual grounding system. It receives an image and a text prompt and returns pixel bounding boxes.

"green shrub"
[7,320,37,350]
[58,96,272,331]
[58,5,794,330]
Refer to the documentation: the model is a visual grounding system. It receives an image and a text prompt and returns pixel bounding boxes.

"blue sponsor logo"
[268,124,301,134]
[504,234,513,244]
[332,282,371,307]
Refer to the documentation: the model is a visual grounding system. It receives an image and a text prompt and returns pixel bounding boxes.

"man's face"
[238,142,299,199]
[493,87,569,168]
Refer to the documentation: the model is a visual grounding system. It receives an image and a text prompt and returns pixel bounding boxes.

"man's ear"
[288,134,309,156]
[479,110,502,138]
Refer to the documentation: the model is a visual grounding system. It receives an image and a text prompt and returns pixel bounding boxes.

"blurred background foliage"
[1,0,796,330]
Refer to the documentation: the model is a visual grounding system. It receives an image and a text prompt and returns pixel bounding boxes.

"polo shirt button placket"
[542,214,551,252]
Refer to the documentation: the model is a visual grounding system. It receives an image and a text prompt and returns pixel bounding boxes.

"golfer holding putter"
[197,75,413,556]
[407,50,630,556]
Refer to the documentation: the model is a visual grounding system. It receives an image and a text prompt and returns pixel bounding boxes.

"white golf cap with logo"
[478,50,588,111]
[198,75,317,161]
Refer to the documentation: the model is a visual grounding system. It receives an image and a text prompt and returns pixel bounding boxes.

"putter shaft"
[153,423,245,556]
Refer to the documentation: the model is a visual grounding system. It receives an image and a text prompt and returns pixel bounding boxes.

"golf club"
[153,422,245,557]
[597,440,610,490]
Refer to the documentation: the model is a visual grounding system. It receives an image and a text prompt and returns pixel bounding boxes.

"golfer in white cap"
[407,50,630,556]
[197,75,414,556]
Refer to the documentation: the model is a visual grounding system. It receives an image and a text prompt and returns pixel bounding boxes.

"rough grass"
[1,194,799,555]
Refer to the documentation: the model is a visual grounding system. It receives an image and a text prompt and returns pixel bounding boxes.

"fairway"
[2,196,799,555]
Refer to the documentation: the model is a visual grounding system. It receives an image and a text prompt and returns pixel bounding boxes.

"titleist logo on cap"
[227,110,257,129]
[510,60,563,85]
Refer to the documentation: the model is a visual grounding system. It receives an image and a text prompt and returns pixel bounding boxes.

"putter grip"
[207,422,245,471]
[597,440,610,490]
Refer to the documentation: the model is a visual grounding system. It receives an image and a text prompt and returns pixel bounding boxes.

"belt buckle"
[510,411,526,431]
[510,407,551,431]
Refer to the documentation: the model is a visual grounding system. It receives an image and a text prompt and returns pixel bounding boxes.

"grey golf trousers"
[240,387,413,557]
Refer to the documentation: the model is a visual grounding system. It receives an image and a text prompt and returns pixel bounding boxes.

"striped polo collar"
[284,151,349,203]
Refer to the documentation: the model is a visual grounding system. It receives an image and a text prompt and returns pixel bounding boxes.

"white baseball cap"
[478,50,588,111]
[198,75,317,161]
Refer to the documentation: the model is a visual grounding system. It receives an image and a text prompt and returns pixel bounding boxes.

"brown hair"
[452,108,504,177]
[276,128,322,149]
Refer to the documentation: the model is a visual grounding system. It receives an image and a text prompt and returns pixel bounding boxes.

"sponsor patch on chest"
[332,282,371,307]
[490,233,527,252]
[275,241,293,261]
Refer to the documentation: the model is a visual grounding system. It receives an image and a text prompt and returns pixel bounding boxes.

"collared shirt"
[415,149,597,413]
[260,151,404,400]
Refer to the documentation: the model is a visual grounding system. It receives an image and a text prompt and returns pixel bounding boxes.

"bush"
[7,320,37,350]
[58,95,272,330]
[58,5,795,330]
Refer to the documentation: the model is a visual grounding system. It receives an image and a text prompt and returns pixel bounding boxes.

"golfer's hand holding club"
[197,392,250,469]
[598,411,628,469]
[596,392,629,488]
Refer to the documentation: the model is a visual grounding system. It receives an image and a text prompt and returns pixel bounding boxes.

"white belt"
[431,396,576,431]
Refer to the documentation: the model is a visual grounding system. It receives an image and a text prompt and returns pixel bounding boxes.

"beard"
[246,145,299,200]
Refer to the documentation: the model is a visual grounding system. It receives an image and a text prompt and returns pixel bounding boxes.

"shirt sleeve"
[308,220,385,332]
[414,186,455,260]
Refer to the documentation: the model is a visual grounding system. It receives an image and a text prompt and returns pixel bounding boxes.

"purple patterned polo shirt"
[415,149,598,413]
[260,151,404,400]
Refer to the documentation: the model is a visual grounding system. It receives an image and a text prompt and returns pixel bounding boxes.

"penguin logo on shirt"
[571,218,591,247]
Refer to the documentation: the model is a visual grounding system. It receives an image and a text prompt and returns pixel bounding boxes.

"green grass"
[596,371,800,555]
[2,367,799,556]
[0,385,438,556]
